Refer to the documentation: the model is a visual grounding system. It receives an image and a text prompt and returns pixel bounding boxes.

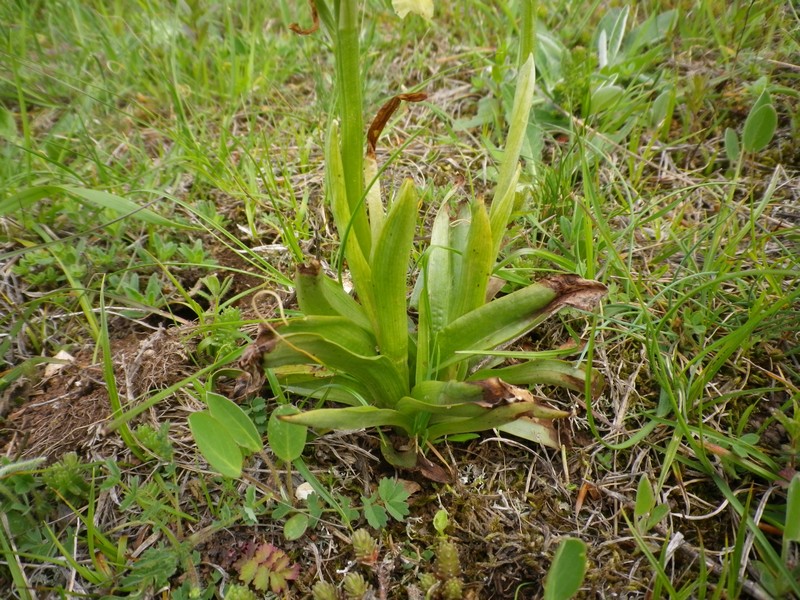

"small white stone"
[295,482,315,501]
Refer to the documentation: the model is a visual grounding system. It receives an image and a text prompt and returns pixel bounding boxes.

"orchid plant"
[238,0,607,479]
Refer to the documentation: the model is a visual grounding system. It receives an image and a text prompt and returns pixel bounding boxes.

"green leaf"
[269,316,378,358]
[591,84,624,113]
[370,179,417,378]
[0,106,18,141]
[742,98,777,153]
[724,127,740,162]
[188,411,243,478]
[496,417,562,450]
[274,366,370,406]
[425,202,454,336]
[433,509,449,535]
[283,513,309,541]
[0,185,188,227]
[451,199,494,321]
[436,276,606,370]
[378,478,410,522]
[426,402,562,440]
[326,122,375,321]
[294,262,371,330]
[634,475,655,520]
[543,538,587,600]
[785,474,800,543]
[206,392,263,453]
[268,405,308,462]
[263,331,407,407]
[361,494,389,528]
[468,359,599,395]
[490,53,535,245]
[646,503,670,532]
[279,405,412,432]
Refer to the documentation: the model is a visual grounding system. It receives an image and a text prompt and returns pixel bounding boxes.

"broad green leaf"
[425,203,454,335]
[436,276,606,370]
[294,262,371,330]
[206,392,263,453]
[591,85,624,113]
[370,179,417,377]
[274,366,370,407]
[326,122,375,322]
[263,332,407,407]
[283,513,309,541]
[426,402,563,440]
[270,316,378,358]
[279,406,412,432]
[742,101,777,153]
[397,396,489,419]
[268,405,307,462]
[543,538,587,600]
[451,199,493,321]
[497,417,563,450]
[410,380,484,405]
[468,359,599,395]
[188,411,243,478]
[416,202,453,379]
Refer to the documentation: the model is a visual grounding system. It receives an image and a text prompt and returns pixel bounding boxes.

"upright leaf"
[327,122,376,325]
[370,179,417,380]
[451,199,493,321]
[742,99,777,154]
[294,261,371,331]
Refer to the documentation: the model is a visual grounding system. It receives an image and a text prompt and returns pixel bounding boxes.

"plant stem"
[334,0,371,255]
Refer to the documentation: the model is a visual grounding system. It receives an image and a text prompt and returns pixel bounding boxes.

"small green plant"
[135,422,175,463]
[433,539,464,600]
[351,528,379,565]
[233,541,300,595]
[42,452,90,505]
[242,0,606,477]
[312,580,339,600]
[342,571,372,599]
[633,475,669,536]
[188,391,263,478]
[223,583,258,600]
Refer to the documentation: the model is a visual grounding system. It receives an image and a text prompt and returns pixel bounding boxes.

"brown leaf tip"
[473,378,535,407]
[541,274,608,313]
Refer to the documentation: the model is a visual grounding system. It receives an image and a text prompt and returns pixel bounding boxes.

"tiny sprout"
[433,508,449,536]
[434,540,461,581]
[312,580,338,600]
[351,528,379,565]
[343,572,372,599]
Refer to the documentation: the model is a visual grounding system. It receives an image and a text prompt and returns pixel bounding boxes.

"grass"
[1,0,799,598]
